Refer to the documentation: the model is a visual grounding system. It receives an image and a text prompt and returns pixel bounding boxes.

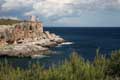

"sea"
[1,27,120,68]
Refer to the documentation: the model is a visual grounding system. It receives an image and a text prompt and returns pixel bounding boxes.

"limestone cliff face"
[0,16,65,57]
[0,19,43,46]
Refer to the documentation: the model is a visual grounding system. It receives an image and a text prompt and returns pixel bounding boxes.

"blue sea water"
[1,27,120,68]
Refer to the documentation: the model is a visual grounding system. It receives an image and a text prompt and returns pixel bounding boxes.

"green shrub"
[0,50,120,80]
[105,50,120,78]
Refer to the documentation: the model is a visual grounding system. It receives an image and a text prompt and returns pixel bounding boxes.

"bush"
[105,50,120,78]
[0,50,120,80]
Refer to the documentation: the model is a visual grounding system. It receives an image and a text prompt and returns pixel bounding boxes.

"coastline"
[0,17,65,58]
[0,32,65,57]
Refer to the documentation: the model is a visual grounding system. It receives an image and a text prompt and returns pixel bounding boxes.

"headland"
[0,16,65,57]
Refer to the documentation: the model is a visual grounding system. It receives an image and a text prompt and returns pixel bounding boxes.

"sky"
[0,0,120,27]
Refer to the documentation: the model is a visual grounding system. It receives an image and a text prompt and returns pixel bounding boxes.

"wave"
[56,42,74,47]
[31,55,49,59]
[61,42,74,45]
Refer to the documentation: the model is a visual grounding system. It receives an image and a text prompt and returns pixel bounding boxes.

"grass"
[0,19,21,25]
[0,50,120,80]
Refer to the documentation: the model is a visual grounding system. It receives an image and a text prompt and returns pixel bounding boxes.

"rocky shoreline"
[0,31,65,57]
[0,16,65,57]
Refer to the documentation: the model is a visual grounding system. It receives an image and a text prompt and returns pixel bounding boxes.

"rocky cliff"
[0,17,64,57]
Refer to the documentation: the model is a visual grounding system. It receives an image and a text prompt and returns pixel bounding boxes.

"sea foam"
[32,55,49,59]
[56,42,74,47]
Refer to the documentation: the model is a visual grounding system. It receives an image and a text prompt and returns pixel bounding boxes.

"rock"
[53,37,65,43]
[0,43,49,57]
[32,39,57,48]
[44,31,53,40]
[0,16,65,57]
[0,36,64,57]
[51,33,56,39]
[41,33,47,39]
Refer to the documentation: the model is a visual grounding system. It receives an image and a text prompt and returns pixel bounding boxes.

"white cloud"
[25,0,75,17]
[1,0,35,11]
[52,17,81,27]
[1,0,120,20]
[118,0,120,3]
[0,16,19,20]
[25,0,120,18]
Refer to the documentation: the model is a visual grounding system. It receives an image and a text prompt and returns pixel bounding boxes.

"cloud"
[52,17,81,26]
[1,0,35,11]
[0,0,120,26]
[0,16,19,20]
[23,0,120,21]
[25,0,75,17]
[1,0,120,17]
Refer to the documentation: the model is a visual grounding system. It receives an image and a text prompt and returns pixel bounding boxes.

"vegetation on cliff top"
[0,19,21,25]
[0,50,120,80]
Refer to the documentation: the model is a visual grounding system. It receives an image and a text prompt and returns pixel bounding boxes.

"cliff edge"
[0,16,65,57]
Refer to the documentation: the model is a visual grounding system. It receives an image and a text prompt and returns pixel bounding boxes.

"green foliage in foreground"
[0,50,120,80]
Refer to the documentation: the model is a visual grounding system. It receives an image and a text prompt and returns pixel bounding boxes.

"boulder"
[54,37,64,43]
[44,31,53,40]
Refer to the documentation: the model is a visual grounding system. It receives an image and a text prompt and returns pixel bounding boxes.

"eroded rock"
[0,16,65,57]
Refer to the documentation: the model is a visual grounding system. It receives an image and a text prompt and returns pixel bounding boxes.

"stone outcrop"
[0,16,65,57]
